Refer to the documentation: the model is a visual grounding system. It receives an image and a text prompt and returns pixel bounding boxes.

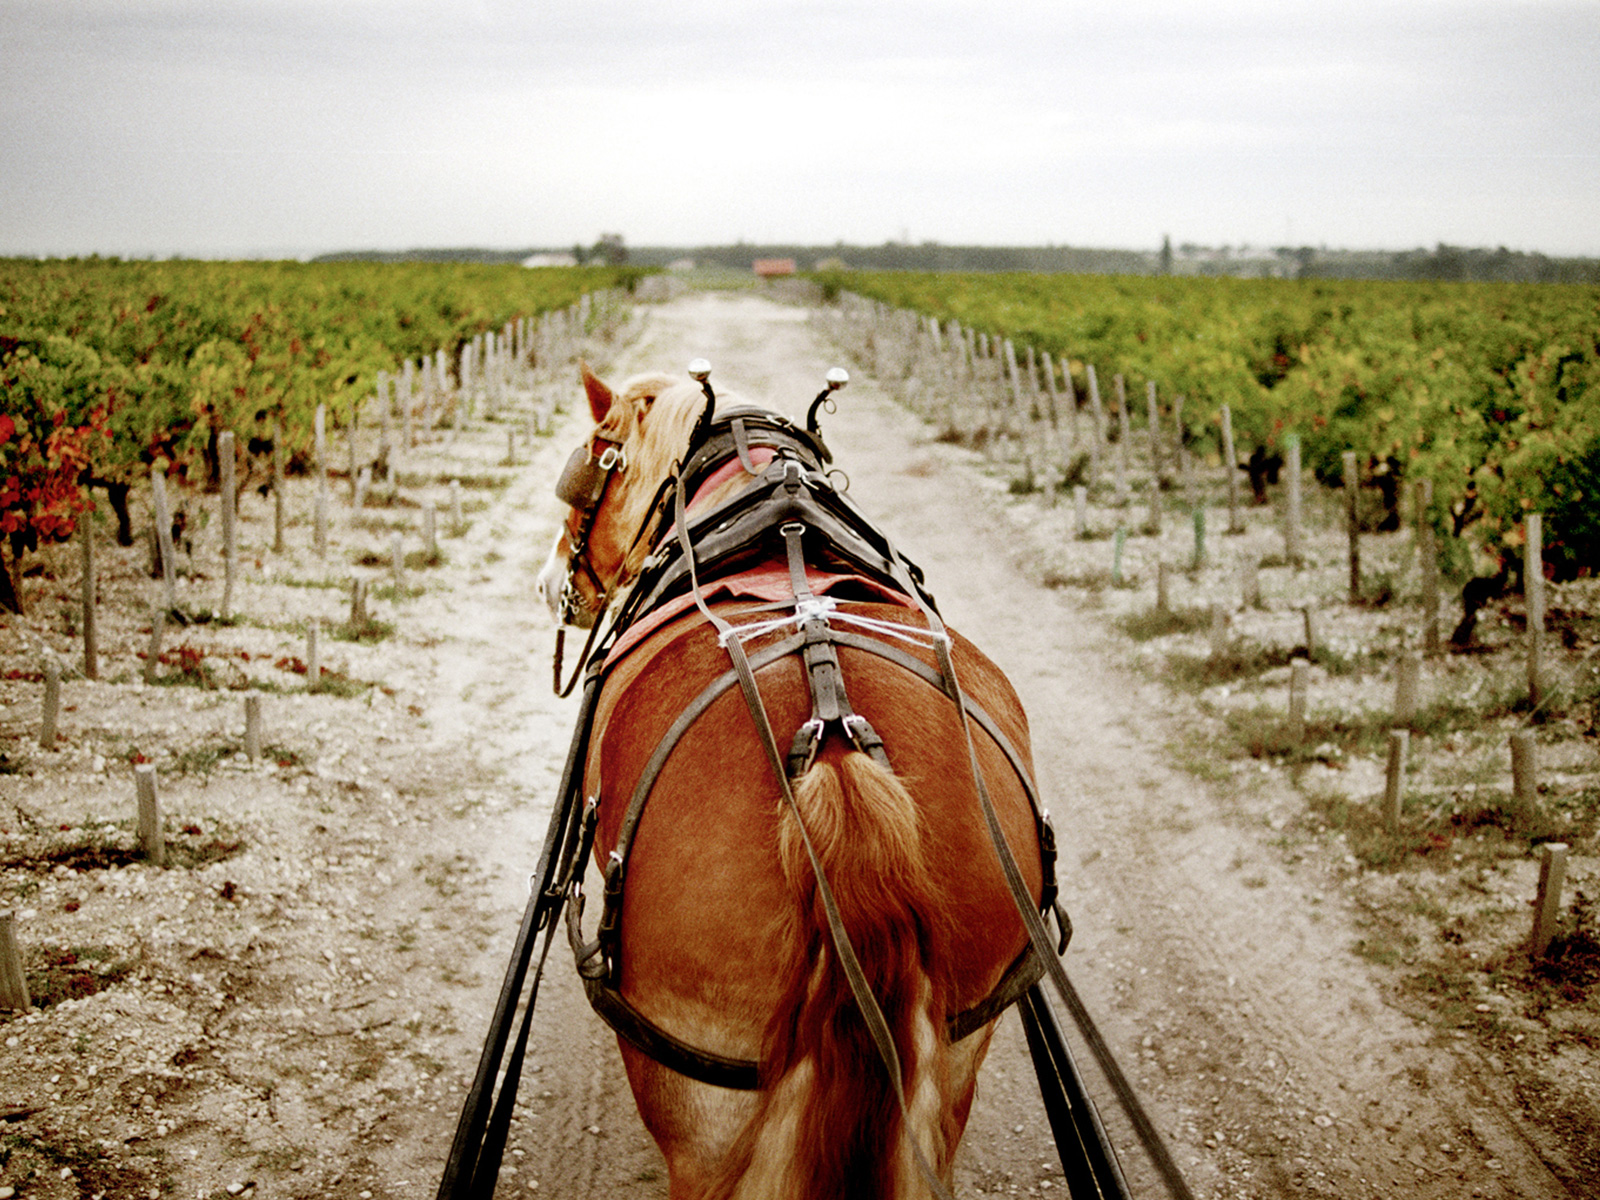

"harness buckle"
[597,445,624,471]
[786,717,824,779]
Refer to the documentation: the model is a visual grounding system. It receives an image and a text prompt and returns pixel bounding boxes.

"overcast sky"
[2,0,1597,259]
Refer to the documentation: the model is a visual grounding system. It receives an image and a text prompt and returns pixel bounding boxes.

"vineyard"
[0,259,645,613]
[823,270,1600,587]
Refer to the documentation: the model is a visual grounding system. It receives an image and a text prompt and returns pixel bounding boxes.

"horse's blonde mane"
[599,373,741,579]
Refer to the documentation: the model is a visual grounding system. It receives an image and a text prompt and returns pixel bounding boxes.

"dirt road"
[0,292,1576,1200]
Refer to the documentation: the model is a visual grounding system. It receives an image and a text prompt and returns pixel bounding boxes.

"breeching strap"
[669,472,959,1200]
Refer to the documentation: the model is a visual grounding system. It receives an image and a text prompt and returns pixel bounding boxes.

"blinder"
[555,439,624,511]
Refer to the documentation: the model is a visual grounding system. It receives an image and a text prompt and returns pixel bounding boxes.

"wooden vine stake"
[1288,659,1310,742]
[306,619,320,691]
[81,509,98,680]
[1383,729,1409,834]
[244,694,262,762]
[1073,485,1089,540]
[1283,434,1303,567]
[449,480,464,533]
[1085,365,1104,486]
[1342,451,1361,603]
[39,655,60,749]
[1156,561,1171,616]
[151,465,178,610]
[314,404,329,558]
[220,431,237,620]
[391,532,406,588]
[1220,404,1241,534]
[1525,513,1544,709]
[423,502,438,558]
[1113,374,1130,506]
[1415,479,1439,653]
[0,910,29,1011]
[1510,729,1538,820]
[1529,842,1568,958]
[135,763,165,866]
[1393,654,1420,726]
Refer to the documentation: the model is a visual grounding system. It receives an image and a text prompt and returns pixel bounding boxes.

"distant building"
[522,252,580,268]
[752,258,797,277]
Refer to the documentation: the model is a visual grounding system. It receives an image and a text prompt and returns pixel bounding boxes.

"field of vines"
[0,259,643,612]
[826,270,1600,587]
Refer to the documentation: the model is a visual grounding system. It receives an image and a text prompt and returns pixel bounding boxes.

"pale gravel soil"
[0,291,1587,1200]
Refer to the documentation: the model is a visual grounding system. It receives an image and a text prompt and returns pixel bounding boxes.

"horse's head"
[536,363,710,627]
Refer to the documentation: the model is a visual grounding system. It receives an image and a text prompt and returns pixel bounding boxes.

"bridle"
[551,431,627,696]
[553,432,627,627]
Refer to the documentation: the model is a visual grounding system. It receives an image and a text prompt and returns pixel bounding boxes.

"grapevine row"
[0,260,643,611]
[818,271,1600,584]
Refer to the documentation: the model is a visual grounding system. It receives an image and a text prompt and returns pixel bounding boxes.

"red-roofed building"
[752,258,797,278]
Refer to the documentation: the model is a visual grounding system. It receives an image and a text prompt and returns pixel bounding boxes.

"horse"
[534,363,1056,1200]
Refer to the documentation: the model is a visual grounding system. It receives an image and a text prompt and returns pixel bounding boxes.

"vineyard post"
[1383,730,1408,834]
[244,694,262,762]
[1529,842,1568,958]
[220,431,237,620]
[0,911,29,1010]
[1191,507,1206,570]
[39,654,60,749]
[1042,352,1061,434]
[1510,729,1538,819]
[1342,451,1361,603]
[1156,560,1170,616]
[403,360,416,449]
[1284,434,1303,566]
[353,467,370,512]
[1111,528,1126,586]
[1113,374,1131,506]
[350,578,368,625]
[272,418,286,554]
[1526,513,1544,708]
[450,480,463,533]
[1146,464,1162,536]
[1085,365,1105,486]
[378,372,393,479]
[80,510,98,680]
[314,404,328,558]
[1301,607,1318,659]
[1145,380,1163,483]
[1073,485,1088,539]
[1393,654,1419,725]
[1288,659,1310,742]
[1220,404,1241,534]
[306,618,320,691]
[1416,480,1439,654]
[391,532,406,589]
[423,502,438,558]
[135,763,165,866]
[150,465,178,611]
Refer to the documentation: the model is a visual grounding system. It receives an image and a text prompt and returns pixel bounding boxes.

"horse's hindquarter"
[585,600,1044,1061]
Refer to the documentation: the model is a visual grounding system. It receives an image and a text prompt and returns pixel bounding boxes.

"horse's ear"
[580,362,613,423]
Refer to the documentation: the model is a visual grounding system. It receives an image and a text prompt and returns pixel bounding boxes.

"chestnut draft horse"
[531,364,1060,1199]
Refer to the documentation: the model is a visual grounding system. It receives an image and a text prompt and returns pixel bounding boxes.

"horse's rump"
[582,599,1044,1191]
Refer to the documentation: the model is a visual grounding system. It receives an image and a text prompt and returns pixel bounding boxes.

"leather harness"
[558,406,1068,1091]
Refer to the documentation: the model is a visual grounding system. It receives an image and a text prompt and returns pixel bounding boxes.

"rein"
[444,372,1194,1200]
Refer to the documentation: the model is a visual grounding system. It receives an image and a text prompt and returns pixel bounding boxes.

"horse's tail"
[712,750,955,1199]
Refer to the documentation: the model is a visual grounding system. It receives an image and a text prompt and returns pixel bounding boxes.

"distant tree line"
[314,240,1600,284]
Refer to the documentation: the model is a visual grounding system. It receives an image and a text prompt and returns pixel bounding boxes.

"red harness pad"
[601,563,912,673]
